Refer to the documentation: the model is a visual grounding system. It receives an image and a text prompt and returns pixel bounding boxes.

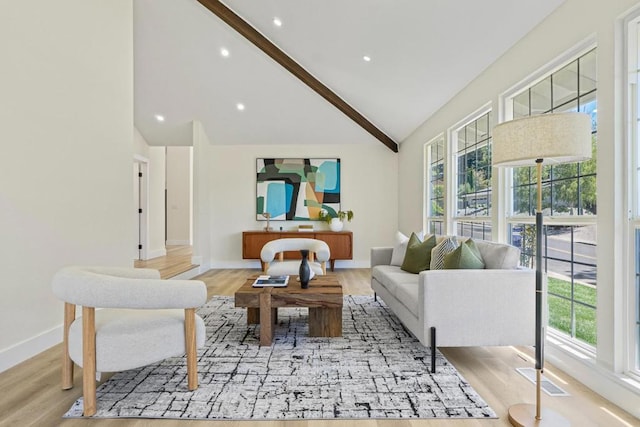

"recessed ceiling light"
[363,55,372,62]
[273,17,282,27]
[220,47,230,57]
[236,103,245,111]
[155,114,165,122]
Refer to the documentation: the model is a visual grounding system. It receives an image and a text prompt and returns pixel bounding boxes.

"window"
[627,14,640,374]
[453,111,492,240]
[507,49,598,347]
[425,136,445,234]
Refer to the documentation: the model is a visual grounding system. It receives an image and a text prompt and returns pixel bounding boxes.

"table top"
[235,274,343,308]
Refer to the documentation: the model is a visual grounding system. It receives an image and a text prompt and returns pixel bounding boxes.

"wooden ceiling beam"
[196,0,398,153]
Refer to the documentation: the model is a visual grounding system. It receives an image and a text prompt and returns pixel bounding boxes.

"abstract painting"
[256,158,340,220]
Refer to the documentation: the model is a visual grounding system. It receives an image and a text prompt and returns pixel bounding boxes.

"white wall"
[192,121,213,272]
[134,128,167,259]
[193,143,398,268]
[398,0,640,417]
[166,146,192,245]
[133,126,150,158]
[148,146,167,257]
[0,1,133,371]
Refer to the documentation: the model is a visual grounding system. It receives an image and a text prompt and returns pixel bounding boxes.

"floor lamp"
[492,112,592,427]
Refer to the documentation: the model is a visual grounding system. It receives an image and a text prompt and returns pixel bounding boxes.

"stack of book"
[252,275,289,287]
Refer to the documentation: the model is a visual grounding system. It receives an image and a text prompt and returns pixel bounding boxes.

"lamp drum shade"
[492,112,592,167]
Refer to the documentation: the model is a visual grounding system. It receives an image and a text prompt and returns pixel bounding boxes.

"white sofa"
[371,237,536,372]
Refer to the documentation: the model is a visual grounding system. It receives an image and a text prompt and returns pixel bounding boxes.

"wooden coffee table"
[234,274,343,346]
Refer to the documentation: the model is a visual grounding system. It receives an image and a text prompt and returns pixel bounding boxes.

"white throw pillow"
[390,231,409,266]
[390,230,426,266]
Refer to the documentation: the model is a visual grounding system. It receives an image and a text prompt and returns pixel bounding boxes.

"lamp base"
[508,404,570,427]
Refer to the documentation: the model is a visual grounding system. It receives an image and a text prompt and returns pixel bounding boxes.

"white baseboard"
[169,267,201,280]
[166,239,190,246]
[190,256,212,276]
[0,325,61,373]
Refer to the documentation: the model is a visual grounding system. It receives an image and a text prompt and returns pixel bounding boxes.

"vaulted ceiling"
[134,0,566,150]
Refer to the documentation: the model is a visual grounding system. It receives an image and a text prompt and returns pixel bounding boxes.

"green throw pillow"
[443,239,485,269]
[401,233,437,273]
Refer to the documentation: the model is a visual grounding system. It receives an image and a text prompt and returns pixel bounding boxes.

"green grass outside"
[547,277,597,346]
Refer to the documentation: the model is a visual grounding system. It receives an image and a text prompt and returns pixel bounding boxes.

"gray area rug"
[65,295,496,420]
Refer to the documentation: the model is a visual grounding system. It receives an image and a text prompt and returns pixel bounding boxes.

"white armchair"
[260,238,330,276]
[52,266,207,416]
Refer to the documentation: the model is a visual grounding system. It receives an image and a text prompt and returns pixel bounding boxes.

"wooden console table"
[242,230,353,271]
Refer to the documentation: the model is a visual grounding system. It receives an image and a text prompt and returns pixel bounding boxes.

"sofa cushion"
[430,237,458,270]
[475,240,520,269]
[372,265,418,294]
[401,233,437,273]
[394,282,420,316]
[444,239,485,269]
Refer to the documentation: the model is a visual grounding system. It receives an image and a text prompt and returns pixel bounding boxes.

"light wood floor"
[1,268,637,427]
[134,246,198,279]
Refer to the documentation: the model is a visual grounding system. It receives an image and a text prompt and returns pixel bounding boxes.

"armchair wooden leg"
[184,308,198,390]
[62,303,75,390]
[82,306,97,416]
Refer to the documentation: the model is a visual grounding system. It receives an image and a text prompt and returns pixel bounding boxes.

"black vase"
[299,249,311,289]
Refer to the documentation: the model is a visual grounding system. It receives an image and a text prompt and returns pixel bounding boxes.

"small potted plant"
[318,209,354,231]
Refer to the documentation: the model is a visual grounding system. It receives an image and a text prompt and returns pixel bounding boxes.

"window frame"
[448,104,494,239]
[624,11,640,378]
[499,44,599,351]
[423,134,446,235]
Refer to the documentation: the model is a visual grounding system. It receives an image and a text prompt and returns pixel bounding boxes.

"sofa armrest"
[419,269,536,347]
[371,247,393,267]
